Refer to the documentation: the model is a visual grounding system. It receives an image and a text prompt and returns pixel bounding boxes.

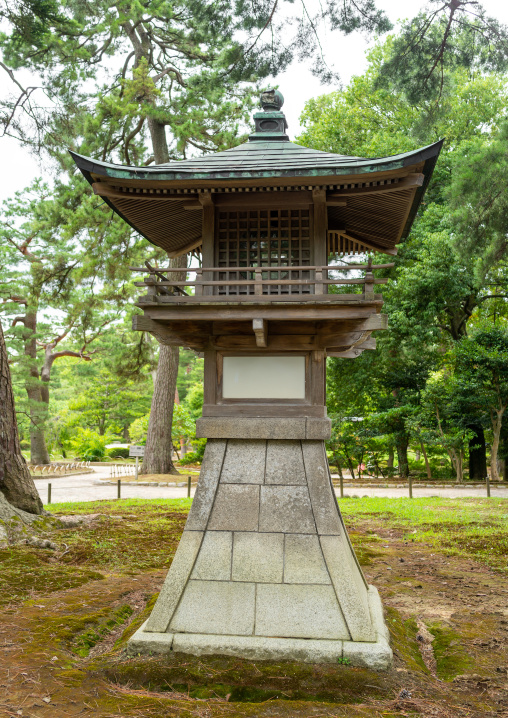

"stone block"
[170,580,255,636]
[221,439,266,484]
[320,534,375,642]
[342,639,392,671]
[265,440,306,485]
[208,484,260,531]
[128,621,173,655]
[145,531,203,633]
[255,583,350,640]
[302,441,341,535]
[368,585,390,643]
[283,534,330,584]
[185,439,226,531]
[196,417,307,440]
[259,485,315,534]
[232,532,283,583]
[172,633,343,663]
[191,531,232,581]
[305,418,331,440]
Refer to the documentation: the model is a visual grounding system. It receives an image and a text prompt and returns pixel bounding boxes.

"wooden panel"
[203,350,217,406]
[144,305,383,321]
[202,404,327,418]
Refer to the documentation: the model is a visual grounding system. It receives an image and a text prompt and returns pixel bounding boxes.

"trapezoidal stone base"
[128,436,392,669]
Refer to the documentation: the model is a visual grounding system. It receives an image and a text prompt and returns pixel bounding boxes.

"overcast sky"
[1,0,507,203]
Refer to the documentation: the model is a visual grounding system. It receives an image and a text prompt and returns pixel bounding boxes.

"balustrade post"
[314,268,323,295]
[195,268,203,296]
[254,268,263,296]
[363,258,374,299]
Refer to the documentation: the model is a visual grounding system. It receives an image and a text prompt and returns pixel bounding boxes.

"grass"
[339,496,508,571]
[2,495,508,717]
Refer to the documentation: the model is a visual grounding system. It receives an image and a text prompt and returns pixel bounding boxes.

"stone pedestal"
[128,421,392,668]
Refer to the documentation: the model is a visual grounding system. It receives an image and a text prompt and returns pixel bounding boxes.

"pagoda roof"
[70,90,442,257]
[70,139,442,183]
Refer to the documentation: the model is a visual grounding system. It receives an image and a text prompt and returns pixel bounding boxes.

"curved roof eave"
[69,139,444,184]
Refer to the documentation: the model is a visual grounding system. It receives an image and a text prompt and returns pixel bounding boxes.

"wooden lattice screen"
[216,209,312,295]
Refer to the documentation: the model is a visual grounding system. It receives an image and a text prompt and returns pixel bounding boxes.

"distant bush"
[178,451,201,466]
[108,447,130,459]
[178,437,206,466]
[67,429,112,461]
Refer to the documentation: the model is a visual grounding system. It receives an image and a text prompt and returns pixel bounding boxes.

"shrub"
[67,429,112,461]
[108,447,130,459]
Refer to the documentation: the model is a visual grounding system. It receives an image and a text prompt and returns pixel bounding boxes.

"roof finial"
[249,88,288,142]
[260,88,284,112]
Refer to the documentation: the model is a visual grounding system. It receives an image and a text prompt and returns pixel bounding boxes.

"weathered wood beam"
[167,237,203,258]
[92,183,197,201]
[253,318,268,347]
[341,230,398,256]
[328,173,424,198]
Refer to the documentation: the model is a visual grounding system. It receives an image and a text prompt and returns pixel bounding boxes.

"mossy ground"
[1,497,507,717]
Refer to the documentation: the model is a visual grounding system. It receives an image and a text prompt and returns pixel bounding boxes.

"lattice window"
[216,209,311,295]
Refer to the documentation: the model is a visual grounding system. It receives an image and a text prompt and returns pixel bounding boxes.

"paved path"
[33,466,508,504]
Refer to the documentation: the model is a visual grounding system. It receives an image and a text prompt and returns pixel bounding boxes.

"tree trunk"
[420,439,432,479]
[387,446,394,469]
[468,424,487,480]
[395,435,409,478]
[0,319,43,514]
[141,343,181,475]
[140,115,187,475]
[23,311,51,464]
[490,407,506,483]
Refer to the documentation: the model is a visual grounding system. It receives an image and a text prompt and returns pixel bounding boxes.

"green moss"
[73,604,134,656]
[0,547,104,605]
[98,655,388,705]
[385,607,428,673]
[33,603,135,658]
[114,593,159,649]
[428,622,474,681]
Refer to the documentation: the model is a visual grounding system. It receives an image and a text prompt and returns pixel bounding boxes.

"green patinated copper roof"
[70,139,442,183]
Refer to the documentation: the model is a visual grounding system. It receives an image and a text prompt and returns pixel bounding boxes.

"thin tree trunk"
[141,344,181,475]
[490,407,506,483]
[140,114,187,475]
[468,424,487,480]
[0,319,43,514]
[23,311,51,464]
[387,446,394,469]
[395,436,409,478]
[420,439,432,479]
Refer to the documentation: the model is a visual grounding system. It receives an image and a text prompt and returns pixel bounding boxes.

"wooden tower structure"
[72,89,441,667]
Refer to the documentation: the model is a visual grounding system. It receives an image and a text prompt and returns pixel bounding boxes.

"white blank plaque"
[222,356,306,400]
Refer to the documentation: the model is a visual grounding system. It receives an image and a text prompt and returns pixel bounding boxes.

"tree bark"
[0,319,43,514]
[387,446,394,469]
[22,310,51,465]
[140,113,188,475]
[395,435,409,478]
[141,343,180,475]
[468,424,487,480]
[420,439,432,479]
[490,406,506,483]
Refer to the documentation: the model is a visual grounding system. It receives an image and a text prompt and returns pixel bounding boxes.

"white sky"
[1,0,507,203]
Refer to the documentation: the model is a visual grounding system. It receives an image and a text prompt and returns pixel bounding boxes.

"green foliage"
[66,428,112,461]
[129,414,149,446]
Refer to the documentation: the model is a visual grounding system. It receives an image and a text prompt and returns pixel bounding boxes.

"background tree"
[0,317,43,516]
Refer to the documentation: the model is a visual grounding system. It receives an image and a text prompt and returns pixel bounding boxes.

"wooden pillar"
[200,191,214,296]
[312,188,328,295]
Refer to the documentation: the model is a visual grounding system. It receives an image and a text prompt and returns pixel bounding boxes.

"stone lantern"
[71,89,441,667]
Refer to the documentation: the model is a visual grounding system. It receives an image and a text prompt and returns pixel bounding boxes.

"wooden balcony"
[130,262,391,356]
[132,261,390,302]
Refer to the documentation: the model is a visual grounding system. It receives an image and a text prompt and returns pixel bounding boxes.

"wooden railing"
[130,260,393,299]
